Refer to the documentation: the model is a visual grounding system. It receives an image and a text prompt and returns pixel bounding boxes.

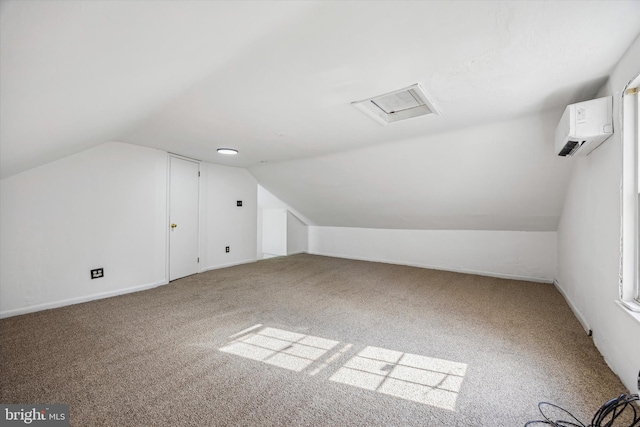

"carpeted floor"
[0,254,632,426]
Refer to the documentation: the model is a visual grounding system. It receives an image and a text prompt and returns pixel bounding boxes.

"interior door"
[169,156,199,281]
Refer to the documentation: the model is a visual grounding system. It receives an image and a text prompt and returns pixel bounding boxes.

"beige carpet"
[0,254,631,426]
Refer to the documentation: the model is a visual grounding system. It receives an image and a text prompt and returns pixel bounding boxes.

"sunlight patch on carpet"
[219,326,340,372]
[329,346,467,410]
[220,325,467,411]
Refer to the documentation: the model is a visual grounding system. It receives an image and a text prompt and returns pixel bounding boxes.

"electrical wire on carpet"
[524,394,639,427]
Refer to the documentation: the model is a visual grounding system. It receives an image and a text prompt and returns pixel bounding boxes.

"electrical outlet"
[91,268,104,279]
[225,246,230,253]
[237,200,242,207]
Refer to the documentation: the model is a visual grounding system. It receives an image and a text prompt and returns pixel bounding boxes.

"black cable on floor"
[525,394,640,427]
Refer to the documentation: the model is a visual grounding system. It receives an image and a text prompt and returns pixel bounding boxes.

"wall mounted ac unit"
[555,96,613,157]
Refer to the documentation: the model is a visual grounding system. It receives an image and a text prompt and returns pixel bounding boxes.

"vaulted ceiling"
[2,1,639,230]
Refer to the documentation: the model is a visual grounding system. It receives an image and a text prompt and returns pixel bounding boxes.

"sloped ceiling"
[252,109,573,231]
[2,1,640,230]
[0,0,314,177]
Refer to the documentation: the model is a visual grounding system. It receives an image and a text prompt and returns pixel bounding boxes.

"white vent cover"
[352,83,440,126]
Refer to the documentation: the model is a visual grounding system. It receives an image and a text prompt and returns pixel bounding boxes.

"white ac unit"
[555,96,613,157]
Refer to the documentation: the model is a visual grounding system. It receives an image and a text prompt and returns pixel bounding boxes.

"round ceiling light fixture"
[217,148,238,155]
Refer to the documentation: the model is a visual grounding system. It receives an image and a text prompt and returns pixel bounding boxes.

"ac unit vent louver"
[555,96,613,157]
[352,83,440,126]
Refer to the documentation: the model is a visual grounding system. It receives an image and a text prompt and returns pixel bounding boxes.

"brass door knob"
[171,223,177,229]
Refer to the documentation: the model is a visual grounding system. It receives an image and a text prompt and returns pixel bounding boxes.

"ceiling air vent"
[352,83,440,126]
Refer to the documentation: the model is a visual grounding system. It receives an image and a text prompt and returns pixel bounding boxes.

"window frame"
[621,73,640,311]
[635,86,640,304]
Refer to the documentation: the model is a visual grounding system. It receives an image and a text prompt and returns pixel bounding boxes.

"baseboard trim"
[554,279,590,334]
[0,279,169,319]
[309,251,554,284]
[200,258,257,272]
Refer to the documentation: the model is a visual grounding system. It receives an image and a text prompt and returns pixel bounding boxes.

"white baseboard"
[1,260,260,319]
[287,250,306,256]
[0,279,168,319]
[554,279,590,334]
[200,258,257,272]
[309,251,554,284]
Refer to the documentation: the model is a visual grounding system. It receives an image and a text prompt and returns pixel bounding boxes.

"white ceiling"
[252,108,574,230]
[2,1,639,230]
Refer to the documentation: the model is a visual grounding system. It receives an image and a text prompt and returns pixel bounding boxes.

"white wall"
[200,162,258,270]
[257,185,309,259]
[262,209,288,257]
[556,34,640,394]
[259,208,308,258]
[0,142,168,317]
[309,227,556,282]
[0,142,258,317]
[287,211,308,255]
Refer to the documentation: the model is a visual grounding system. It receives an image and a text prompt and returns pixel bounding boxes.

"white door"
[169,156,200,281]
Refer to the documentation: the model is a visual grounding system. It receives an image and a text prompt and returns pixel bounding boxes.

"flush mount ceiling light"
[352,83,440,126]
[217,148,238,155]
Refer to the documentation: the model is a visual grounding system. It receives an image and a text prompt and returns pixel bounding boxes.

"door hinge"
[197,257,199,263]
[198,171,201,177]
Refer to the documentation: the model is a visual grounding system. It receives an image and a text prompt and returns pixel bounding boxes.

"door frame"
[166,153,201,282]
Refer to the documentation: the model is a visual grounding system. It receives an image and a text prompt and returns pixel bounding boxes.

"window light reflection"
[219,325,467,411]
